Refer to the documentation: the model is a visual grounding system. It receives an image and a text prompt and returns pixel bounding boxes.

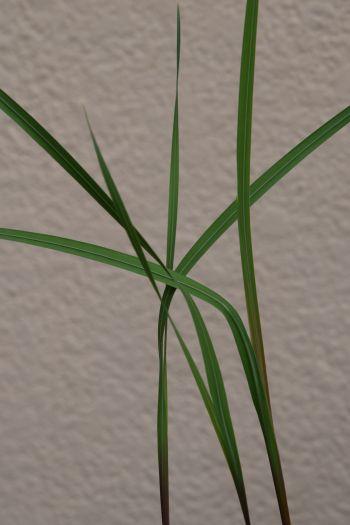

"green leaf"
[157,38,350,525]
[0,226,286,524]
[0,90,116,219]
[166,5,180,271]
[160,7,180,522]
[237,0,270,400]
[84,113,172,524]
[84,112,161,296]
[177,105,350,276]
[0,89,159,264]
[184,294,250,524]
[236,2,290,522]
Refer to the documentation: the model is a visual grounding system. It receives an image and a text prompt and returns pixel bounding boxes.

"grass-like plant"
[0,1,349,523]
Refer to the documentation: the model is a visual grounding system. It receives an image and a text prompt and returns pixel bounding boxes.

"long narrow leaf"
[0,90,117,220]
[0,226,288,523]
[0,89,161,266]
[84,115,171,524]
[84,113,160,296]
[177,106,350,275]
[237,0,270,403]
[160,7,180,522]
[236,2,290,522]
[166,5,180,270]
[184,294,250,524]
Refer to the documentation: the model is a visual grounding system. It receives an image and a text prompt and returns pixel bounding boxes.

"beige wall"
[1,1,350,523]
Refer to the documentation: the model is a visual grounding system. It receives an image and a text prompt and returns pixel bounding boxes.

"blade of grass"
[0,89,161,265]
[237,0,270,402]
[160,7,180,523]
[84,115,253,523]
[0,225,288,523]
[0,90,117,220]
[184,293,250,524]
[84,112,160,295]
[176,103,350,276]
[84,112,170,524]
[236,2,290,523]
[166,4,180,270]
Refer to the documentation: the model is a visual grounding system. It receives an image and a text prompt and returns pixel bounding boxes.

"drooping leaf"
[184,294,250,524]
[0,225,287,525]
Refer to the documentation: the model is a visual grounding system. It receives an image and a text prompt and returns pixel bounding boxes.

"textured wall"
[0,1,349,524]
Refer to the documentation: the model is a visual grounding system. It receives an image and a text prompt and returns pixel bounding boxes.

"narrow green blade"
[237,0,270,401]
[84,115,171,524]
[166,5,180,270]
[177,105,350,276]
[0,89,117,220]
[0,226,286,523]
[236,3,290,522]
[160,7,180,522]
[0,89,161,265]
[184,294,250,524]
[84,113,160,296]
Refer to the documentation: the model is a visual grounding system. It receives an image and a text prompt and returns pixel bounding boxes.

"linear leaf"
[166,5,180,270]
[238,1,289,521]
[177,105,350,276]
[84,112,161,296]
[161,7,180,522]
[0,226,287,523]
[184,294,250,524]
[84,115,172,524]
[0,89,160,265]
[237,0,270,404]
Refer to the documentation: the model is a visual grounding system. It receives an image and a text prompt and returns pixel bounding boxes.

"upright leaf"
[166,5,180,270]
[236,1,290,522]
[237,0,269,398]
[160,6,180,522]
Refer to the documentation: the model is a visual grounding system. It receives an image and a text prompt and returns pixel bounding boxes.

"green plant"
[0,1,349,523]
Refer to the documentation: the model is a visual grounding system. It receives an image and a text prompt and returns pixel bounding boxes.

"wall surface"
[0,1,350,524]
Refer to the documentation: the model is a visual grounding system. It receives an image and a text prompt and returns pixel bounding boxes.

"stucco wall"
[0,1,350,523]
